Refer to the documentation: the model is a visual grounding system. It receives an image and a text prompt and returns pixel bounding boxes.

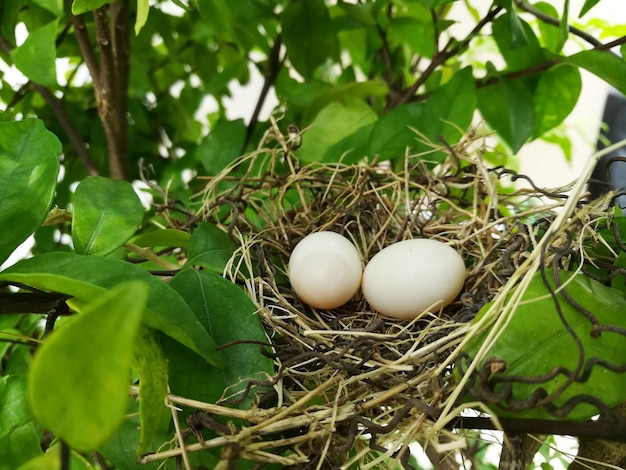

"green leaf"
[98,403,160,470]
[131,228,190,248]
[132,326,168,455]
[0,253,223,367]
[0,376,31,442]
[478,75,535,153]
[369,66,476,162]
[0,422,43,470]
[169,269,274,408]
[463,270,626,420]
[416,0,460,7]
[579,0,601,17]
[565,50,626,96]
[297,99,378,163]
[135,0,150,35]
[506,5,528,48]
[387,16,435,58]
[16,446,59,470]
[282,0,339,80]
[195,119,246,175]
[29,281,147,451]
[185,222,237,273]
[10,21,57,87]
[197,0,234,40]
[0,119,60,266]
[532,64,581,138]
[71,0,115,15]
[492,13,544,71]
[305,80,388,123]
[72,176,144,256]
[29,0,63,17]
[533,2,565,53]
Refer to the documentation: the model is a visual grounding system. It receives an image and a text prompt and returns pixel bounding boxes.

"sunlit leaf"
[16,446,59,470]
[135,0,150,35]
[132,326,168,455]
[71,0,115,15]
[29,281,147,451]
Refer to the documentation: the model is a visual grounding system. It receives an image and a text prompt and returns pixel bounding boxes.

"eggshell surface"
[288,231,363,309]
[362,239,465,320]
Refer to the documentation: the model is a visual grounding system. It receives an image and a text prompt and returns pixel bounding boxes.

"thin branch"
[0,293,69,314]
[33,84,100,175]
[69,10,100,87]
[478,35,626,89]
[451,416,626,441]
[243,34,284,152]
[93,6,115,91]
[515,0,617,56]
[387,5,504,109]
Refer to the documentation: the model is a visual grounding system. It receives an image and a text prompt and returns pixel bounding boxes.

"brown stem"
[33,84,100,176]
[244,34,284,151]
[70,0,131,179]
[69,11,101,85]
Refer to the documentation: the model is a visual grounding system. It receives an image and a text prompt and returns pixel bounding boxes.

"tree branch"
[32,84,100,176]
[515,0,619,56]
[70,0,131,179]
[244,34,284,151]
[69,10,101,87]
[387,5,504,110]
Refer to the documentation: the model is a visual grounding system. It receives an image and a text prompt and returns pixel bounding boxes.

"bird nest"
[144,125,626,469]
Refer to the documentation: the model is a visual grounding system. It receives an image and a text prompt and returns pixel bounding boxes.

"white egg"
[288,231,363,309]
[361,239,465,320]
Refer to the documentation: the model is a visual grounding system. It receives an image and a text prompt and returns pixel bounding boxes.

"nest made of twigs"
[146,124,623,469]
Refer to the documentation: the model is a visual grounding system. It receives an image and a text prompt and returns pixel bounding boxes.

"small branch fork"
[70,0,131,179]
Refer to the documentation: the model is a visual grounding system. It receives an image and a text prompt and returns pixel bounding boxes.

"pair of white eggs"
[288,231,465,320]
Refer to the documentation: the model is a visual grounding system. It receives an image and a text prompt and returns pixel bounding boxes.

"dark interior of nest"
[190,136,616,466]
